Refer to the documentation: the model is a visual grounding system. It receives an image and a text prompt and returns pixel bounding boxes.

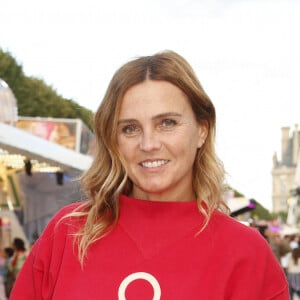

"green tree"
[0,49,24,91]
[269,211,288,223]
[250,201,273,221]
[0,48,94,130]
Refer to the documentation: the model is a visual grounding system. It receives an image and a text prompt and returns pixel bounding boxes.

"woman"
[10,51,288,299]
[8,238,27,296]
[287,247,300,299]
[1,247,14,298]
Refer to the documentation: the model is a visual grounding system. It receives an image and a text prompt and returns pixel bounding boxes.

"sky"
[1,0,300,210]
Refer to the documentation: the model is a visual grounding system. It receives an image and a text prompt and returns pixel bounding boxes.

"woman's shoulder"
[210,210,269,247]
[31,202,87,257]
[37,201,87,240]
[52,201,87,220]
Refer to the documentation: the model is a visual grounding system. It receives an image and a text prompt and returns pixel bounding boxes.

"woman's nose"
[139,129,161,151]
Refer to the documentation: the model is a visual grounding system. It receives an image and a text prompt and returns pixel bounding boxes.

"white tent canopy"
[0,122,93,172]
[227,197,255,214]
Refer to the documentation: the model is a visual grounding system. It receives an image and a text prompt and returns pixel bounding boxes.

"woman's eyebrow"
[117,119,137,125]
[152,112,182,120]
[118,112,182,125]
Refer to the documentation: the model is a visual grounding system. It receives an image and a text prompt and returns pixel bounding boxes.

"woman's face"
[117,80,207,202]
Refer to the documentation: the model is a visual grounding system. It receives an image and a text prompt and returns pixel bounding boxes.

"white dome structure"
[0,78,18,125]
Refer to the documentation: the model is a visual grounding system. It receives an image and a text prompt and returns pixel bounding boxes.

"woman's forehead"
[119,80,190,114]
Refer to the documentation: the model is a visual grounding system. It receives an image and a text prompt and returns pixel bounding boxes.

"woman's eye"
[122,124,139,135]
[161,119,177,128]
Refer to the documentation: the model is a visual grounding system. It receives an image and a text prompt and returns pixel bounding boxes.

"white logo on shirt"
[118,272,161,300]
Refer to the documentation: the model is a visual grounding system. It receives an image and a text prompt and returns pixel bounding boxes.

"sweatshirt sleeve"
[9,203,82,300]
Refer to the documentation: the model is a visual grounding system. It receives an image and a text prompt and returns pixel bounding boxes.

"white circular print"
[118,272,161,300]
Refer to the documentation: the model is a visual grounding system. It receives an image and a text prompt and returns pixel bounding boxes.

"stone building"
[272,125,300,212]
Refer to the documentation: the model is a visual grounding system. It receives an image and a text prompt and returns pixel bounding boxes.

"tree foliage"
[226,186,273,220]
[0,48,94,130]
[250,201,273,221]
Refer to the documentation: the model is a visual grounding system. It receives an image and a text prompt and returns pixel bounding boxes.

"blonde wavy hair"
[67,50,229,265]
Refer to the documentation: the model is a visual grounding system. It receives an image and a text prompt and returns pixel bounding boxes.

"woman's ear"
[197,123,208,148]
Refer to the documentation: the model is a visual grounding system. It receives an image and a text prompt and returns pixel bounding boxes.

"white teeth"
[141,160,168,168]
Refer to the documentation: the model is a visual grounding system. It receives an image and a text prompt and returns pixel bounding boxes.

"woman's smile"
[139,159,170,169]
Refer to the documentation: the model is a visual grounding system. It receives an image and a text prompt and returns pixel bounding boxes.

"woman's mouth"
[140,160,169,168]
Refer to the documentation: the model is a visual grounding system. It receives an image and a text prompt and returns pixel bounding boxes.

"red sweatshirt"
[10,195,289,299]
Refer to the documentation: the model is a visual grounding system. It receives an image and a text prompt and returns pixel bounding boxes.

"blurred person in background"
[1,247,14,298]
[264,228,291,265]
[10,50,289,299]
[281,234,299,275]
[287,247,300,299]
[8,238,27,294]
